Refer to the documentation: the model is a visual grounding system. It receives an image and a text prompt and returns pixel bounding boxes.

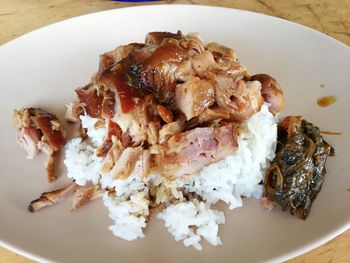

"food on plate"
[61,31,282,249]
[14,31,332,250]
[28,182,105,212]
[12,108,66,182]
[250,74,285,115]
[263,116,334,219]
[28,182,78,212]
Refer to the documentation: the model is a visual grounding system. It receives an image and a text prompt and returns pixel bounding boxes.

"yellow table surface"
[1,0,349,262]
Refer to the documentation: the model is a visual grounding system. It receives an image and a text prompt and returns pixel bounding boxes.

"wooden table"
[1,1,349,262]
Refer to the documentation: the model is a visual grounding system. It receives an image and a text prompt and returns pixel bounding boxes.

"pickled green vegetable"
[264,116,334,219]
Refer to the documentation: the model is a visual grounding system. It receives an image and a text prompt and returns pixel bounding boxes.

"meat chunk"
[175,76,215,120]
[72,185,105,210]
[185,106,230,130]
[112,103,150,146]
[12,108,66,182]
[28,182,78,212]
[16,127,41,159]
[110,147,143,180]
[101,137,124,174]
[99,43,145,72]
[96,120,122,157]
[250,74,285,115]
[76,84,115,119]
[190,51,216,77]
[215,77,263,122]
[160,124,238,178]
[179,33,206,56]
[157,105,173,124]
[158,118,184,144]
[206,42,236,62]
[139,41,188,102]
[197,106,230,124]
[145,31,183,45]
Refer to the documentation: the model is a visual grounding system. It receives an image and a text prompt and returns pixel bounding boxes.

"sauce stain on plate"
[317,95,337,107]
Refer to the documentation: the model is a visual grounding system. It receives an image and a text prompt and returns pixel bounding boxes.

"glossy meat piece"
[157,105,173,124]
[160,124,237,178]
[99,43,145,72]
[139,41,187,102]
[76,84,115,119]
[175,76,215,120]
[145,31,183,45]
[250,74,285,115]
[35,113,66,151]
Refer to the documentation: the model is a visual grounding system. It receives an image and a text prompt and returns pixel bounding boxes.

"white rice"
[80,115,106,146]
[63,104,277,249]
[64,137,102,186]
[157,199,225,250]
[103,191,149,241]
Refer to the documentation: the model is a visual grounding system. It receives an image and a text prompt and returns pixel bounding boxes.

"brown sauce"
[317,96,337,107]
[101,68,144,113]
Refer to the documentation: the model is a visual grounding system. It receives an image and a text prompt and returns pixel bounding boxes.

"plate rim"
[1,4,349,263]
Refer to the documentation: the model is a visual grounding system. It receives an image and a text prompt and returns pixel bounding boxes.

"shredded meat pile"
[67,31,285,180]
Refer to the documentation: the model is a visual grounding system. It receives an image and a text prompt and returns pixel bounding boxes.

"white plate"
[0,5,349,263]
